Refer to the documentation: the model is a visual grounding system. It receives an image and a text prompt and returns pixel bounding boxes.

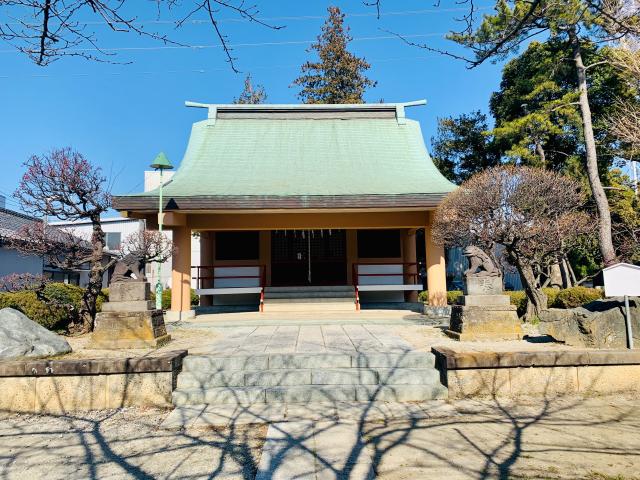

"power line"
[0,53,439,79]
[0,190,23,209]
[2,6,492,27]
[0,32,446,55]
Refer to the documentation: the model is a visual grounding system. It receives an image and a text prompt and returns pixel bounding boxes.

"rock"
[539,297,640,348]
[0,308,72,359]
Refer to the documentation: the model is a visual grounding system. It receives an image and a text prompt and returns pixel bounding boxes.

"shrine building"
[113,100,456,316]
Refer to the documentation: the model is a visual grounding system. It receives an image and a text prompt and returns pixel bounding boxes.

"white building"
[0,196,44,281]
[51,170,201,289]
[49,216,143,287]
[0,195,104,287]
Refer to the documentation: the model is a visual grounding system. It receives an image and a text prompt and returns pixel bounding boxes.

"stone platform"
[447,276,523,341]
[89,282,170,349]
[447,304,523,341]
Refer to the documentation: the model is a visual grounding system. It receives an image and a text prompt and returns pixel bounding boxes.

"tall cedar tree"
[293,6,376,103]
[234,74,267,104]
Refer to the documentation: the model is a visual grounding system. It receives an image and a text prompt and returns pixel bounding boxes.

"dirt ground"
[1,395,639,479]
[392,324,581,353]
[0,407,267,479]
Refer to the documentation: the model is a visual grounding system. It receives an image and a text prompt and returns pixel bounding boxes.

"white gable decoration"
[603,263,640,297]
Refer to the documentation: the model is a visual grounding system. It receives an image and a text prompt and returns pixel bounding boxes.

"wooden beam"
[185,211,430,230]
[160,212,187,226]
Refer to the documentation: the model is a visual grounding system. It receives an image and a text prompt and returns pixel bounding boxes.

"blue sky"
[0,0,503,213]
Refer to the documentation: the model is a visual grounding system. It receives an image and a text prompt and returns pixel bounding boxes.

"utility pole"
[150,152,174,311]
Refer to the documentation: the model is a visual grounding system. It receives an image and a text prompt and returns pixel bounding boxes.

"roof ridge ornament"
[184,100,426,125]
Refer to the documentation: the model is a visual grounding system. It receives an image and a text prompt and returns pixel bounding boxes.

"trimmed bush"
[419,290,463,305]
[447,290,463,305]
[0,290,65,330]
[542,287,560,308]
[150,288,200,310]
[552,286,603,309]
[420,285,601,315]
[0,283,108,331]
[507,290,528,317]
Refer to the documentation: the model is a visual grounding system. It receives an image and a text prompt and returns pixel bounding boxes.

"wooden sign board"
[603,263,640,297]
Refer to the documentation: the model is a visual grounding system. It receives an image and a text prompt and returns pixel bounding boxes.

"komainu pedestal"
[446,248,522,341]
[89,282,171,349]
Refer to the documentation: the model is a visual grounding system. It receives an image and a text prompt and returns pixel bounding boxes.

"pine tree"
[443,0,640,266]
[292,6,376,104]
[234,74,267,104]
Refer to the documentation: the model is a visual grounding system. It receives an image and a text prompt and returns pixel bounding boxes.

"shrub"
[507,286,602,316]
[552,286,603,309]
[0,283,108,331]
[421,285,602,315]
[447,290,463,305]
[0,290,65,330]
[542,287,560,308]
[507,290,528,317]
[150,288,200,310]
[418,290,463,305]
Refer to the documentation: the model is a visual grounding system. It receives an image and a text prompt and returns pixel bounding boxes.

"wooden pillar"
[425,212,447,306]
[199,231,214,307]
[346,229,358,285]
[402,228,418,302]
[171,226,192,313]
[260,230,271,286]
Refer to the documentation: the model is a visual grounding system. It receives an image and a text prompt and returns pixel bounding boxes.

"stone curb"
[432,346,640,370]
[0,350,188,377]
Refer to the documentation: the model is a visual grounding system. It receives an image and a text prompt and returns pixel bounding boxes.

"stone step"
[172,383,448,406]
[262,298,357,313]
[264,291,355,299]
[182,352,436,372]
[264,297,354,304]
[176,367,440,389]
[265,286,354,293]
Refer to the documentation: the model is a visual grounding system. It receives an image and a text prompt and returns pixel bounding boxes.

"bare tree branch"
[363,0,381,19]
[0,1,284,68]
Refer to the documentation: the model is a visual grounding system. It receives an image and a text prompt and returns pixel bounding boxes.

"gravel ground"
[1,395,639,479]
[392,324,581,353]
[62,325,220,359]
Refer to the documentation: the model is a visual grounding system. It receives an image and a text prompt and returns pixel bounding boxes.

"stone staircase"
[172,351,447,406]
[262,286,356,312]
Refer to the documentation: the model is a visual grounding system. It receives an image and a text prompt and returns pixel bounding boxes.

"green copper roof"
[126,103,455,200]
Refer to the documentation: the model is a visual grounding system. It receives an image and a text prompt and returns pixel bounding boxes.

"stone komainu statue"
[462,245,501,278]
[111,253,146,283]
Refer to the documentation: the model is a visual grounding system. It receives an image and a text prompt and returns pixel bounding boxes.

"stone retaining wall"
[432,347,640,399]
[0,350,187,413]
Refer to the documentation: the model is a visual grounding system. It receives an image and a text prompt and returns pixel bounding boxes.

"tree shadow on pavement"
[1,354,639,479]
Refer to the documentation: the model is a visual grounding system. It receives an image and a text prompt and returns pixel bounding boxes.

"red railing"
[352,262,422,310]
[352,262,421,286]
[191,264,266,312]
[191,264,266,289]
